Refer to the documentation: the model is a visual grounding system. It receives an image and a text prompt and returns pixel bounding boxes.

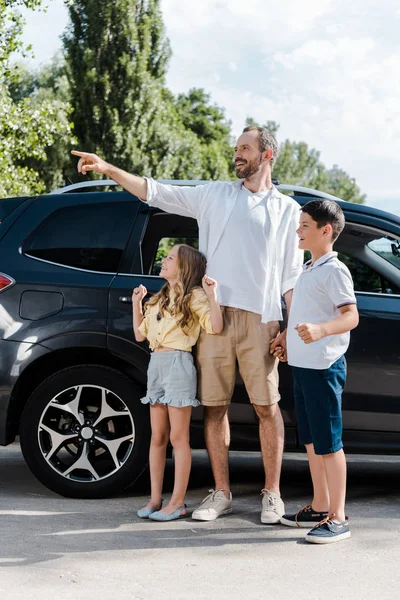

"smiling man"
[72,125,303,523]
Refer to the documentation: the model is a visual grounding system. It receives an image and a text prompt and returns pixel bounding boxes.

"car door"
[107,207,200,383]
[335,223,400,450]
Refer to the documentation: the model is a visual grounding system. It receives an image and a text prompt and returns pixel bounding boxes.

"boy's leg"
[305,443,329,512]
[322,448,347,522]
[281,370,329,527]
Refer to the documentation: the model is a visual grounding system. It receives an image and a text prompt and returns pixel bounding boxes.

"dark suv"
[0,180,399,498]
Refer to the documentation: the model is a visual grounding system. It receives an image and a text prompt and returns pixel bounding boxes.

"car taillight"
[0,273,14,291]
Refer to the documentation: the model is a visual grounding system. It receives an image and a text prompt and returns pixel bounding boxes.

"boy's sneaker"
[261,489,285,524]
[305,515,351,544]
[280,505,329,528]
[191,489,232,521]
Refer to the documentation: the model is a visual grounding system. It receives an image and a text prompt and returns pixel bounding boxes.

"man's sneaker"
[191,489,232,521]
[305,515,351,544]
[261,489,285,524]
[280,505,329,528]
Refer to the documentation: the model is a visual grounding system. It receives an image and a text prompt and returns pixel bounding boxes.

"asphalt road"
[0,444,399,600]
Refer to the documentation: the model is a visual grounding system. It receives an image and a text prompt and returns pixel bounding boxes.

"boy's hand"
[71,150,110,175]
[202,275,218,300]
[295,322,325,344]
[132,285,147,307]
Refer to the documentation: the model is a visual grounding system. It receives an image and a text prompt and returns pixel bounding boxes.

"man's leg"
[193,308,236,521]
[253,403,284,495]
[191,406,233,520]
[204,405,230,497]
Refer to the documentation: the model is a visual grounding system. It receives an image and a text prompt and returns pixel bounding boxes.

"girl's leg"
[141,404,170,511]
[305,443,330,512]
[322,448,347,522]
[158,405,192,515]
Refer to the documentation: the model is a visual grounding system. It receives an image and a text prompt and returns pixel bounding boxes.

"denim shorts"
[141,350,200,408]
[292,356,347,455]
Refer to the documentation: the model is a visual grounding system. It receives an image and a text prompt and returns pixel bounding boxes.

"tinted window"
[152,236,199,275]
[140,212,198,275]
[24,203,136,273]
[368,237,400,271]
[338,253,400,294]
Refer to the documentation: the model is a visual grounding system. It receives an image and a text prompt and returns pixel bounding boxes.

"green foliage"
[247,118,365,204]
[0,1,75,197]
[64,2,234,181]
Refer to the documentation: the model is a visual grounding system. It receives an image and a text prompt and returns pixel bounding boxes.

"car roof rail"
[50,178,343,203]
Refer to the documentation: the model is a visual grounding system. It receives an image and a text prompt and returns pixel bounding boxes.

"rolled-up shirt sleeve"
[281,205,304,295]
[144,178,207,220]
[190,288,215,334]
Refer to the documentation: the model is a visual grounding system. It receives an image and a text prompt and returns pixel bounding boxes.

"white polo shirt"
[287,252,357,370]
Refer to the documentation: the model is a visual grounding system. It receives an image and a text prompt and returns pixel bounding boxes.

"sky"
[19,0,400,216]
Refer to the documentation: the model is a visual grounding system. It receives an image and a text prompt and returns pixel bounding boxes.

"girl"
[132,244,223,521]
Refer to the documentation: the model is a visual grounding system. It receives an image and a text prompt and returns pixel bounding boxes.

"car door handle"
[119,296,132,303]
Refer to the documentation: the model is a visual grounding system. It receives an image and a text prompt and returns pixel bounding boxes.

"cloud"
[19,0,400,213]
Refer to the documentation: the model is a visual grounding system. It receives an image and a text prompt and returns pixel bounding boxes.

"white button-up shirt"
[144,178,303,323]
[287,251,357,369]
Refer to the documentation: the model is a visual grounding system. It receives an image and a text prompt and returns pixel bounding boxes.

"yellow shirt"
[138,287,215,351]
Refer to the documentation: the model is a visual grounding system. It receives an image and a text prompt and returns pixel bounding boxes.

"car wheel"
[20,365,150,499]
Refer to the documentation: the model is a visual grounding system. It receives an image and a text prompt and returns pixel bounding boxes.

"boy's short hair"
[301,200,345,242]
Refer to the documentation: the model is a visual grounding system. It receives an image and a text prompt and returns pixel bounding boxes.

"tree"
[64,0,180,176]
[63,1,235,181]
[246,119,365,203]
[175,88,235,180]
[7,55,76,192]
[0,1,74,198]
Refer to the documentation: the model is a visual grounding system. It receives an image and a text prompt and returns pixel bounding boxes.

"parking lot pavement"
[0,444,399,600]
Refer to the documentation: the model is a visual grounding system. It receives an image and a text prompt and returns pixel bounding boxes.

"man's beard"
[235,153,263,179]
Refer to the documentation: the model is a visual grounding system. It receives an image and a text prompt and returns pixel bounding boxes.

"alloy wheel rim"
[37,384,135,483]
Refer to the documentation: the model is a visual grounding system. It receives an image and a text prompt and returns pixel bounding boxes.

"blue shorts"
[141,350,200,408]
[291,356,347,455]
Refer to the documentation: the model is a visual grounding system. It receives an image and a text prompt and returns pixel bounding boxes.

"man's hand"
[270,330,287,362]
[295,322,325,344]
[71,150,110,175]
[132,284,147,307]
[202,275,218,301]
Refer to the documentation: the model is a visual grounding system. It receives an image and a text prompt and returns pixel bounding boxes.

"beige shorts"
[196,307,280,407]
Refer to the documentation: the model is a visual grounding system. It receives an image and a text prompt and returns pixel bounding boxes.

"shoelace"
[310,513,336,531]
[295,504,312,527]
[261,490,278,508]
[199,489,221,507]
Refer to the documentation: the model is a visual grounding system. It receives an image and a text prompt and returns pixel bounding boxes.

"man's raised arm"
[71,150,148,200]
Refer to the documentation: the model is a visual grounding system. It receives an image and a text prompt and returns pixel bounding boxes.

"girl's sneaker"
[305,515,351,544]
[280,504,328,528]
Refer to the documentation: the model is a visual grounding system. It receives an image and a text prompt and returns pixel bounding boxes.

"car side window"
[23,202,137,273]
[338,253,400,294]
[140,211,199,275]
[152,237,199,275]
[368,237,400,270]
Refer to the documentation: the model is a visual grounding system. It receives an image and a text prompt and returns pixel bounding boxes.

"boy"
[279,200,359,544]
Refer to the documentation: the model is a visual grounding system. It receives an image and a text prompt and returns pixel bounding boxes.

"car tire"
[20,365,150,499]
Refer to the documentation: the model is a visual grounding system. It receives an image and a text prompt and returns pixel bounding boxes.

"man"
[72,126,303,523]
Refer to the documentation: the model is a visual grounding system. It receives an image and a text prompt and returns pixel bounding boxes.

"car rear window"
[23,202,137,273]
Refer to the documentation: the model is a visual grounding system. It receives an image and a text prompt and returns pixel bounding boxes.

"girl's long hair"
[146,244,207,331]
